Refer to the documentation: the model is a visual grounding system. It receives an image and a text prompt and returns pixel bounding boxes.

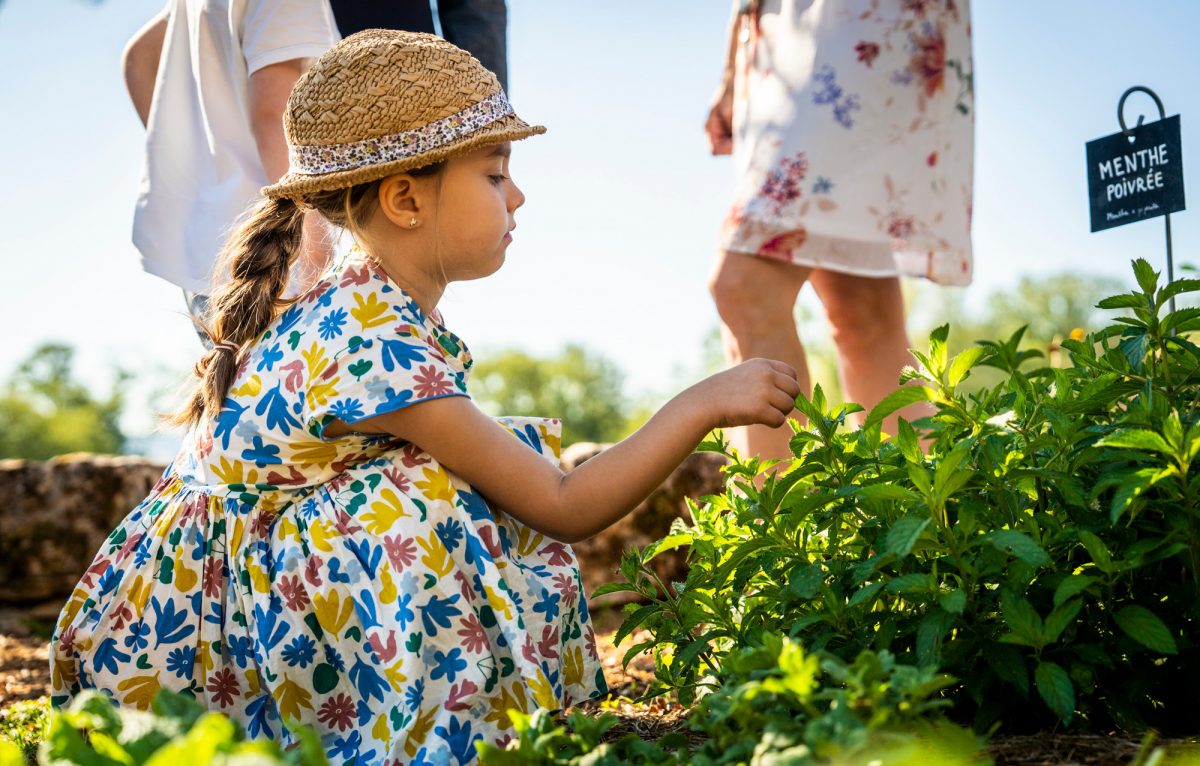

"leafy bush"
[478,638,984,766]
[599,260,1199,733]
[0,690,326,765]
[0,697,49,763]
[0,344,125,460]
[470,344,632,444]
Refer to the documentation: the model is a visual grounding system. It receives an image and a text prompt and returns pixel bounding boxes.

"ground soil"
[0,603,1191,765]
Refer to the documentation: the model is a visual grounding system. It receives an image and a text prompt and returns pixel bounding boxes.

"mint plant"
[478,639,983,766]
[599,259,1199,733]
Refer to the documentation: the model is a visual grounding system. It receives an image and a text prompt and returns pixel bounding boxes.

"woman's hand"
[695,359,802,429]
[705,83,734,156]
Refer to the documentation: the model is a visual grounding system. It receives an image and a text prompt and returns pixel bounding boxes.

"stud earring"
[408,217,418,228]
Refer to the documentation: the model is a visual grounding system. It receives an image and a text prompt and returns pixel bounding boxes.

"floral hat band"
[288,91,515,176]
[262,30,545,201]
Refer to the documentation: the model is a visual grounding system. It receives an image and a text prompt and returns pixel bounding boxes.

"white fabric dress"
[720,0,974,286]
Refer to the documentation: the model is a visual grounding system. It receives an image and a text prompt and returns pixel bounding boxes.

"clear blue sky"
[1,1,1198,442]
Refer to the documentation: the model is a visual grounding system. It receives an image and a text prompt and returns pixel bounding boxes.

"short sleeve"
[240,0,340,76]
[305,332,470,440]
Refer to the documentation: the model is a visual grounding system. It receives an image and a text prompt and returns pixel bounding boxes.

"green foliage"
[475,708,690,766]
[8,690,327,765]
[470,344,631,445]
[0,697,50,763]
[0,344,125,460]
[681,638,981,766]
[600,259,1200,733]
[478,639,985,766]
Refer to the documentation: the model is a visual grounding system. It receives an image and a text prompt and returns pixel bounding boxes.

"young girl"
[52,30,801,765]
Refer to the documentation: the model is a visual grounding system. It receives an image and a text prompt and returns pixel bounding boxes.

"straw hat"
[262,29,545,201]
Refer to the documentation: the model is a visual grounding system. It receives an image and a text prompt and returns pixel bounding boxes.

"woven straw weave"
[263,29,544,200]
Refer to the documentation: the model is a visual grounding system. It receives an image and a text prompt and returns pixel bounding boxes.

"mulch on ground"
[0,603,1192,765]
[0,635,48,709]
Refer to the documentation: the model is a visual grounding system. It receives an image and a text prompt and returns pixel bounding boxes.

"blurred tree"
[907,272,1125,392]
[470,344,629,446]
[0,343,126,460]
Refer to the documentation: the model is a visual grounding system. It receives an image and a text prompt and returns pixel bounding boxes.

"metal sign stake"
[1118,86,1176,314]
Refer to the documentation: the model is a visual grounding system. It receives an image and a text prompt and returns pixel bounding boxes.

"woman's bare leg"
[709,250,813,461]
[808,270,929,434]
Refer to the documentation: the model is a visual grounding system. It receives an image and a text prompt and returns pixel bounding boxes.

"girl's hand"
[705,83,734,156]
[697,359,801,429]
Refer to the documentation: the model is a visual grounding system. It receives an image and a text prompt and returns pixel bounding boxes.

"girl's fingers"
[764,359,799,379]
[773,370,802,399]
[767,388,797,416]
[780,371,802,395]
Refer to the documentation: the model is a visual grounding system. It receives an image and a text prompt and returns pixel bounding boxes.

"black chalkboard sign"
[1086,115,1185,232]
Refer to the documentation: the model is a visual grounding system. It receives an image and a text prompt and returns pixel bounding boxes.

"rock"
[0,454,166,604]
[562,443,728,608]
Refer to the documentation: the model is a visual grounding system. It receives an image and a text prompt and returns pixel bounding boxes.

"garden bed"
[0,610,1193,764]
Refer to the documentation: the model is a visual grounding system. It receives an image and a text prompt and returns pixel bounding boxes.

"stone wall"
[0,454,166,604]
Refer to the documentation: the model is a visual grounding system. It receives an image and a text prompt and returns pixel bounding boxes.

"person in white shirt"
[122,0,340,341]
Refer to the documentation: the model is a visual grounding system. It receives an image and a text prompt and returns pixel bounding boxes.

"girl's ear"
[376,174,421,227]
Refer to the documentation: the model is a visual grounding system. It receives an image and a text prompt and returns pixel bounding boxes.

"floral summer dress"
[51,252,606,765]
[722,0,974,285]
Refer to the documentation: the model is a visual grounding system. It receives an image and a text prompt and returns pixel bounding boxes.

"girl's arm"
[336,358,800,544]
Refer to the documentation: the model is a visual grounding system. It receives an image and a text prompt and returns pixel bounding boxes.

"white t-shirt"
[133,0,339,295]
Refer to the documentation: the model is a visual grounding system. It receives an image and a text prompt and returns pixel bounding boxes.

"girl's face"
[428,142,525,281]
[366,142,525,309]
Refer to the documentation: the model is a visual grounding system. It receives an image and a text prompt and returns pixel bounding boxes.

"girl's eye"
[489,174,509,185]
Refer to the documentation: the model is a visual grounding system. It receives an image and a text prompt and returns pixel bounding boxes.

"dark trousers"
[328,0,508,92]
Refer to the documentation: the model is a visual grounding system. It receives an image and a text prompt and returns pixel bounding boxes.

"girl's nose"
[509,182,526,211]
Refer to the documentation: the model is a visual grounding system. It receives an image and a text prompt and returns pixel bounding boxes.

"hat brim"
[262,113,546,201]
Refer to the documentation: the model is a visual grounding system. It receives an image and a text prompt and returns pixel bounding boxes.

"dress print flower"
[318,308,348,340]
[414,363,455,398]
[811,66,860,128]
[207,667,240,708]
[318,693,358,732]
[909,23,947,97]
[759,152,809,216]
[854,40,880,66]
[887,214,916,240]
[756,228,809,262]
[458,614,490,653]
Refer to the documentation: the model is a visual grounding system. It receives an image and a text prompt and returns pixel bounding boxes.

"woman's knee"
[817,274,907,348]
[708,253,804,336]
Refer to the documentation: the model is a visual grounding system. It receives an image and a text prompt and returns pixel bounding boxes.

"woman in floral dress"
[52,30,802,764]
[706,0,974,458]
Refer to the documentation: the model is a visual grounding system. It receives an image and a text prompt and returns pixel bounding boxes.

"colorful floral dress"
[51,252,606,765]
[722,0,974,285]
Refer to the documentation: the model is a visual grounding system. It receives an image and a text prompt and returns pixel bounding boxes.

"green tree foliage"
[470,344,629,445]
[0,343,125,460]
